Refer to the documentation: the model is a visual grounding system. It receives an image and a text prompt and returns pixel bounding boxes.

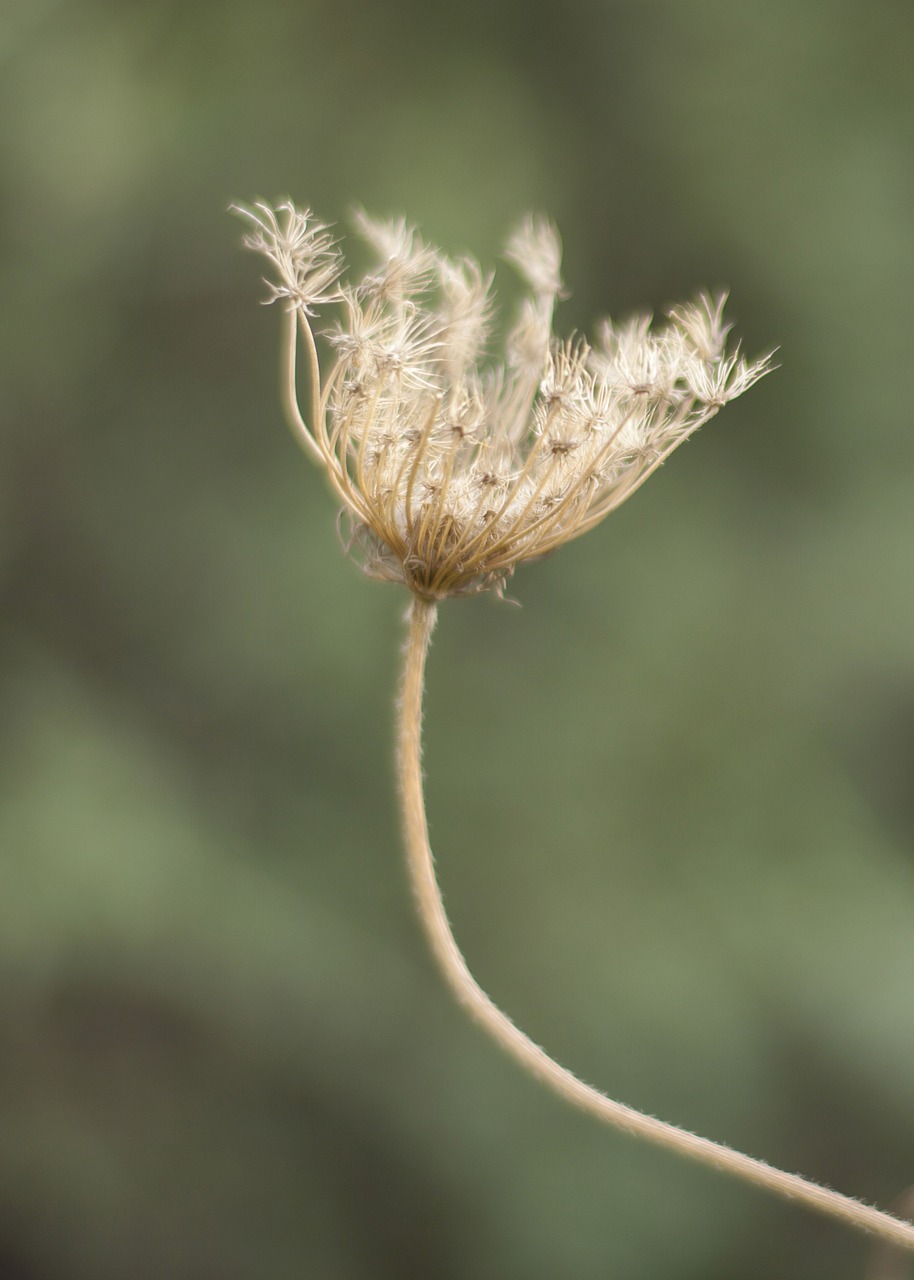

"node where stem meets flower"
[235,199,772,599]
[236,199,914,1257]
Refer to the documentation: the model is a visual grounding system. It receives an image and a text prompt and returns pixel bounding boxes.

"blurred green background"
[2,1,914,1277]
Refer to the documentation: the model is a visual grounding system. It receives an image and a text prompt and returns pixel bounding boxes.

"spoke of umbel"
[396,593,914,1254]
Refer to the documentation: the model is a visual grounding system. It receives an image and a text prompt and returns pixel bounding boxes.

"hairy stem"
[396,593,914,1254]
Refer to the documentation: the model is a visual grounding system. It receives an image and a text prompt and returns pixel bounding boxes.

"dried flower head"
[234,201,914,1257]
[235,199,771,600]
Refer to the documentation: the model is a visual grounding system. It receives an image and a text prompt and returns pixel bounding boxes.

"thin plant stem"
[396,592,914,1254]
[865,1188,914,1280]
[281,306,322,464]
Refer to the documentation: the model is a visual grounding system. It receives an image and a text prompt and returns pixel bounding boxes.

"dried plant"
[236,198,914,1255]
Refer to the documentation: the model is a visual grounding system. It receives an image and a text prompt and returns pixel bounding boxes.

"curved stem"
[280,306,322,464]
[396,594,914,1254]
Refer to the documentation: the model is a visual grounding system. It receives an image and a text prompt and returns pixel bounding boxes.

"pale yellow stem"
[865,1187,914,1280]
[280,306,322,464]
[396,594,914,1254]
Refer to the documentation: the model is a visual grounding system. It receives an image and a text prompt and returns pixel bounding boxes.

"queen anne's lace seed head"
[236,200,773,600]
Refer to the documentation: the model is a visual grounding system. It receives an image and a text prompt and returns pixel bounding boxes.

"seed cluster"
[238,200,771,599]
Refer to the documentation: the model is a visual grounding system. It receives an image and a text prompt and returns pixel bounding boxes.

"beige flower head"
[236,200,772,600]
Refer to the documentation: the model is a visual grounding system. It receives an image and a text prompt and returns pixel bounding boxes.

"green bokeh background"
[2,2,913,1277]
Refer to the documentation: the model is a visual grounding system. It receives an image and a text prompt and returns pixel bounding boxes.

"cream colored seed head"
[236,199,772,600]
